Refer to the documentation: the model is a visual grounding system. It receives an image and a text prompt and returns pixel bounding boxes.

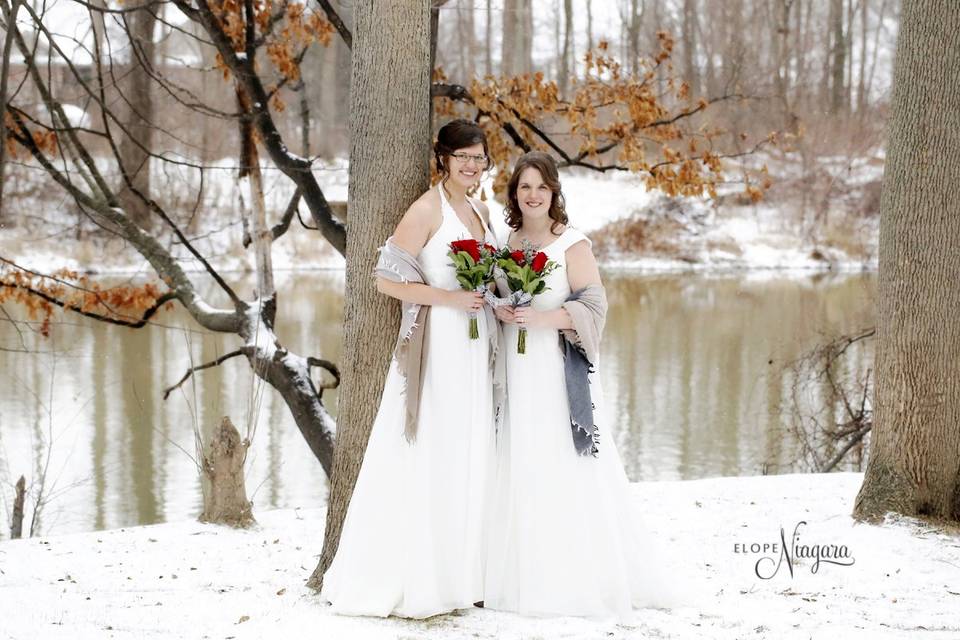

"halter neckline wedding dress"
[322,187,498,619]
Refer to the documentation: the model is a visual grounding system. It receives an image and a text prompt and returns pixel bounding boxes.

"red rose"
[483,243,496,255]
[531,251,548,273]
[510,249,526,266]
[451,239,481,262]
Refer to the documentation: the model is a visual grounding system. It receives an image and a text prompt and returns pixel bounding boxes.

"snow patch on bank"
[3,155,880,276]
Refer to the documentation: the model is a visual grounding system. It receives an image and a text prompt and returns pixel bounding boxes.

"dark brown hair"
[434,118,489,176]
[504,151,568,233]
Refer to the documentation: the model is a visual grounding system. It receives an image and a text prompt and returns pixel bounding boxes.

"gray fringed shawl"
[376,238,505,442]
[559,284,609,456]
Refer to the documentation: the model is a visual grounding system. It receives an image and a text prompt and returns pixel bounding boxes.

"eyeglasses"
[450,152,489,167]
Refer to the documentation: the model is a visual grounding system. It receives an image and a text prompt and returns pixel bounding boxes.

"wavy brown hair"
[434,118,489,176]
[503,151,568,234]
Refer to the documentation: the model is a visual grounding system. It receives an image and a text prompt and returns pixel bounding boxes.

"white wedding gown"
[321,189,497,619]
[485,228,687,619]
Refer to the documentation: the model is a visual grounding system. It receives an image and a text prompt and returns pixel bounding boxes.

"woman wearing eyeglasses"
[321,119,501,619]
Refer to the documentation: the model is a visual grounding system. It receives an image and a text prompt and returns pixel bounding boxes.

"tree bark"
[853,0,960,525]
[586,0,593,53]
[864,0,889,115]
[118,1,158,230]
[627,0,641,77]
[318,36,340,159]
[0,0,23,223]
[856,0,869,114]
[829,0,846,114]
[502,0,517,75]
[772,0,791,116]
[200,417,255,528]
[559,0,574,94]
[456,1,475,80]
[485,0,492,76]
[11,475,25,539]
[237,89,275,301]
[793,0,807,108]
[521,0,533,73]
[682,0,700,95]
[554,0,561,78]
[502,0,532,76]
[309,0,432,591]
[821,0,836,110]
[845,0,855,110]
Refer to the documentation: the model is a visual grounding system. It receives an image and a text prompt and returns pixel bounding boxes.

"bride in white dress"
[321,120,499,619]
[485,152,686,618]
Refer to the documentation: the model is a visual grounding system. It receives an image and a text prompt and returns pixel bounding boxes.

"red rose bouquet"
[448,238,498,339]
[496,241,558,353]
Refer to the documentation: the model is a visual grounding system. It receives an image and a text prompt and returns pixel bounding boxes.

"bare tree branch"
[307,356,340,388]
[242,187,302,248]
[163,347,252,399]
[6,110,242,333]
[171,0,346,255]
[315,0,351,49]
[0,255,180,327]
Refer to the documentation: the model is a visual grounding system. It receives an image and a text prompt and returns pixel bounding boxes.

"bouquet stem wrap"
[504,290,533,354]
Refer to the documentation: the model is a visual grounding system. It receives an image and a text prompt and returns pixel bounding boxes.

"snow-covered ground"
[2,472,957,639]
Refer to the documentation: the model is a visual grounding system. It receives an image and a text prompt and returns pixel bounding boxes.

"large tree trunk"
[627,0,641,78]
[586,0,593,53]
[864,0,890,116]
[318,35,340,159]
[455,1,475,80]
[309,0,432,591]
[559,0,573,94]
[829,0,846,114]
[821,0,836,110]
[501,0,532,76]
[501,0,517,75]
[853,0,960,525]
[772,0,791,117]
[521,0,533,73]
[681,0,700,96]
[857,0,869,114]
[485,0,492,76]
[118,2,157,231]
[0,0,23,223]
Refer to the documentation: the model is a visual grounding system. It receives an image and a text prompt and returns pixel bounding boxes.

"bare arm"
[565,239,603,292]
[375,195,483,312]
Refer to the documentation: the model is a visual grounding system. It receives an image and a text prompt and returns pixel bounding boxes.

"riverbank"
[2,156,880,277]
[1,472,956,639]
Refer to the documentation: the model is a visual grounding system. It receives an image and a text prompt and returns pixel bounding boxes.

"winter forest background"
[0,0,910,541]
[3,0,960,637]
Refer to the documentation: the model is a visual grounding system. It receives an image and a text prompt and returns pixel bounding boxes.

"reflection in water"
[602,272,875,481]
[0,270,874,535]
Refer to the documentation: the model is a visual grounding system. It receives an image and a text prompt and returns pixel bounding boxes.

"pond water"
[0,270,875,535]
